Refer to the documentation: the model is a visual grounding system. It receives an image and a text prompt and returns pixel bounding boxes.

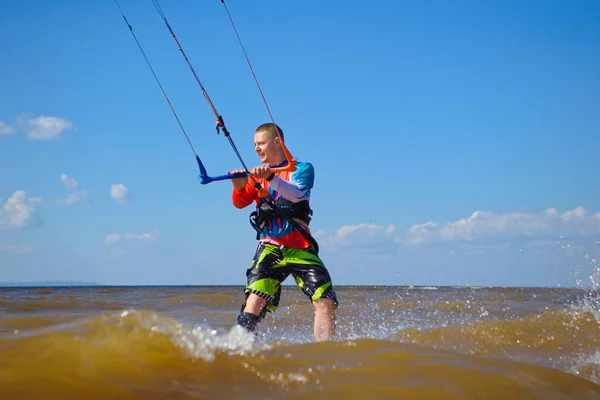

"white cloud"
[110,184,130,204]
[333,223,395,243]
[105,229,160,245]
[17,114,73,140]
[0,122,15,136]
[0,242,34,254]
[59,174,88,205]
[315,223,397,250]
[0,191,42,229]
[315,207,600,249]
[404,207,600,246]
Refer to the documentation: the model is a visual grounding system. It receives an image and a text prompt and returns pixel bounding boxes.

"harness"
[249,197,320,254]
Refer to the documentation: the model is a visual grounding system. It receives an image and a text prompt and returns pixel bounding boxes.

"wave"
[1,308,599,399]
[394,306,600,383]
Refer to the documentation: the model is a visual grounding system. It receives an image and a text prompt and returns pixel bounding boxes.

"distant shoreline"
[0,282,594,290]
[0,281,104,288]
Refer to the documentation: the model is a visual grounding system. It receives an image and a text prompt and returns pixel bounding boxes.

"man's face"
[254,131,279,164]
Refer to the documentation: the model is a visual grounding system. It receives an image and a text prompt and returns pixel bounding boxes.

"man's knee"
[244,292,268,314]
[312,287,339,311]
[313,297,335,313]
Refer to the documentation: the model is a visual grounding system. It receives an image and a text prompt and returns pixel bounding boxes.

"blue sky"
[1,0,598,287]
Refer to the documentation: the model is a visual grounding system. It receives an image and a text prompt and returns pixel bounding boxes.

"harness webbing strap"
[249,199,320,254]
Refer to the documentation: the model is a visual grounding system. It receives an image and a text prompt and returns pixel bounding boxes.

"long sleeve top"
[232,161,315,249]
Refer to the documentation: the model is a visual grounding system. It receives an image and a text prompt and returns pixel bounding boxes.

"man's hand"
[228,169,248,191]
[250,165,273,179]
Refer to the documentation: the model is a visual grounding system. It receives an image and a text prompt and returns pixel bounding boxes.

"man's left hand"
[250,165,272,179]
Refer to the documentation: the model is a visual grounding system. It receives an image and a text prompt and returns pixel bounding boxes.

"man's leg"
[237,293,267,332]
[283,246,339,342]
[237,243,286,332]
[244,292,267,315]
[313,297,335,341]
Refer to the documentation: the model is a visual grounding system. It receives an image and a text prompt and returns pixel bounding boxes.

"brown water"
[1,286,599,399]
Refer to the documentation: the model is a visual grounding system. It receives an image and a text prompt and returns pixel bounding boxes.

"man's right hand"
[228,169,248,191]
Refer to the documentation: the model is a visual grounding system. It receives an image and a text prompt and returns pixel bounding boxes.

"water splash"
[562,239,600,384]
[173,324,270,361]
[113,309,269,362]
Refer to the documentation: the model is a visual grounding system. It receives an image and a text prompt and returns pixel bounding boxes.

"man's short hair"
[255,123,284,142]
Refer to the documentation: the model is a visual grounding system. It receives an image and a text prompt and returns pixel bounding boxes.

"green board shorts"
[243,242,339,314]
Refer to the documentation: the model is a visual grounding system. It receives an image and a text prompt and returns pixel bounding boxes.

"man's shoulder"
[294,160,314,173]
[289,160,314,187]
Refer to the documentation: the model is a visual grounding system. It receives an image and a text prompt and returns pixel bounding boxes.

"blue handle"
[196,155,247,184]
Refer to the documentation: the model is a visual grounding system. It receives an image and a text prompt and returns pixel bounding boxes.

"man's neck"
[268,154,287,167]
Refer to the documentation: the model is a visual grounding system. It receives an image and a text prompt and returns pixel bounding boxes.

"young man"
[229,123,338,342]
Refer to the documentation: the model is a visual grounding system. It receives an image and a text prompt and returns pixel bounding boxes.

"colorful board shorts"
[244,242,339,314]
